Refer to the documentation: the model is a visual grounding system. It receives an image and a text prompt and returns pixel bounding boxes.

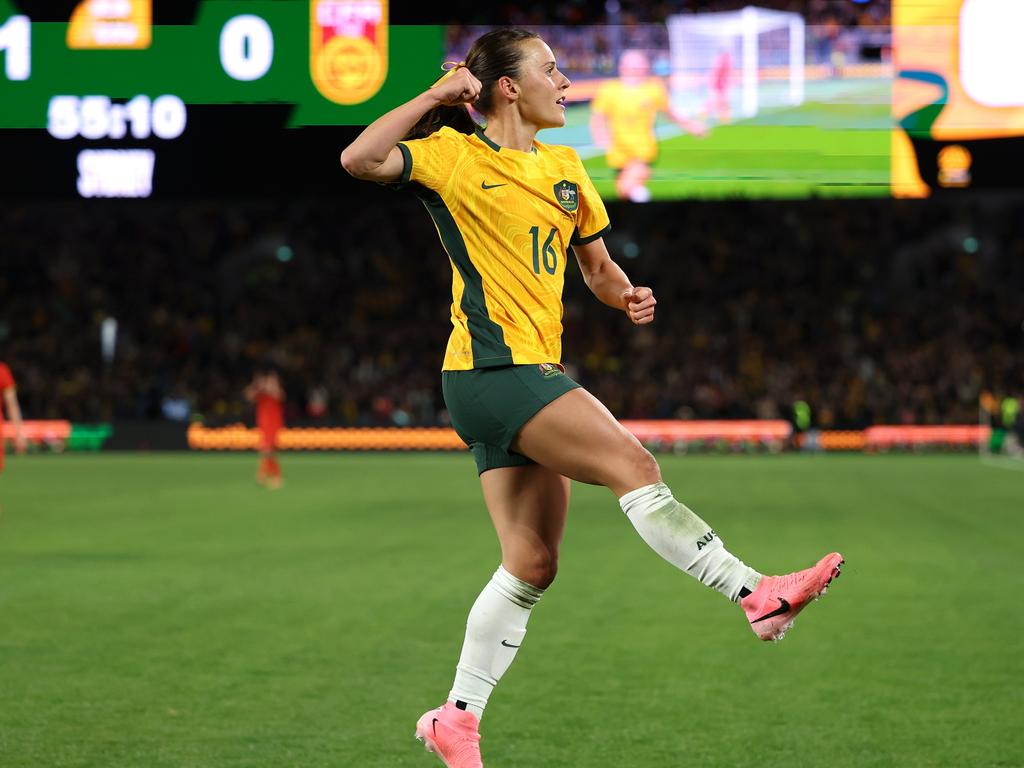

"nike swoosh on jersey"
[481,181,508,189]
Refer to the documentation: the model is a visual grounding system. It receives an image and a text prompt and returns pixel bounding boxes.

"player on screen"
[707,47,734,124]
[0,361,27,473]
[243,368,284,489]
[341,28,843,768]
[590,49,707,202]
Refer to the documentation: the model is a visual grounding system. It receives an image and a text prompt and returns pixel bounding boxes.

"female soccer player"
[243,368,285,489]
[0,360,27,473]
[341,28,842,768]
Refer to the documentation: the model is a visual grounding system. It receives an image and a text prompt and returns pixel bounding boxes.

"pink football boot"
[415,702,483,768]
[741,552,844,641]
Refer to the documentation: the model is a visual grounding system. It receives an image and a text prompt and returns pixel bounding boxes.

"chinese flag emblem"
[311,0,389,106]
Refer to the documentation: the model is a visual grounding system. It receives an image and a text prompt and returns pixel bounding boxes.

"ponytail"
[405,102,478,140]
[404,27,540,141]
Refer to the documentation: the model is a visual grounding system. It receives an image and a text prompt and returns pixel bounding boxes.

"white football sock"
[449,565,544,720]
[620,482,761,602]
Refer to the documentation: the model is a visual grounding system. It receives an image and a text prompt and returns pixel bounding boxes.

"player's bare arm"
[573,237,656,325]
[340,68,482,182]
[668,106,708,138]
[589,110,610,148]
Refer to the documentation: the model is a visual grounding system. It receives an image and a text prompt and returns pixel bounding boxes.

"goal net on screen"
[666,7,805,121]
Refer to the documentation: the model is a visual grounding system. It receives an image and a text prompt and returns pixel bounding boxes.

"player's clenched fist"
[621,286,657,325]
[431,66,482,107]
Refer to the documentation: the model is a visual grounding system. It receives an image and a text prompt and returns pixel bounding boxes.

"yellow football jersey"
[398,126,610,371]
[592,79,669,168]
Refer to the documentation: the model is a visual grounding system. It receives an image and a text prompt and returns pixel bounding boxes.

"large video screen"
[447,10,893,200]
[0,1,1020,200]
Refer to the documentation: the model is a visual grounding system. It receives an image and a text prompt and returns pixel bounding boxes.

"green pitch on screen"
[572,82,893,199]
[1,453,1021,767]
[0,1,444,127]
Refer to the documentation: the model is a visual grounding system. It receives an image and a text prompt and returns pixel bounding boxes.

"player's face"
[619,50,650,82]
[514,39,570,129]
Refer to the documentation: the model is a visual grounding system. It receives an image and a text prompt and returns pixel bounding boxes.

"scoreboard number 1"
[0,15,30,80]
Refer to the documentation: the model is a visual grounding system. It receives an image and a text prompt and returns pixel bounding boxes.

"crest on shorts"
[538,363,562,378]
[310,0,389,106]
[553,180,579,212]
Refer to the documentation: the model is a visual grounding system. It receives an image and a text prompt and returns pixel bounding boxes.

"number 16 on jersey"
[530,226,559,276]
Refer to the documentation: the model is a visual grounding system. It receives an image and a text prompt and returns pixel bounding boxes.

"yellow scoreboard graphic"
[67,0,152,50]
[310,0,388,106]
[893,0,1024,196]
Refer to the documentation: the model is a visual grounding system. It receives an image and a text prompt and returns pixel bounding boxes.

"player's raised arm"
[340,68,482,182]
[242,375,262,403]
[573,237,657,325]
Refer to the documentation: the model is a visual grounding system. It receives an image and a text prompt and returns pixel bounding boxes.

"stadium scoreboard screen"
[0,0,443,198]
[1,0,1021,200]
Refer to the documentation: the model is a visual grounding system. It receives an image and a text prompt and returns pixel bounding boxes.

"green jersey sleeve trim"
[397,142,413,185]
[571,223,611,246]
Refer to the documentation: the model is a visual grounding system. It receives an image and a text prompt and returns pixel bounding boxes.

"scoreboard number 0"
[219,15,274,82]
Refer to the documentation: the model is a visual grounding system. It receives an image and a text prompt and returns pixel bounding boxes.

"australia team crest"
[310,0,389,106]
[553,179,579,212]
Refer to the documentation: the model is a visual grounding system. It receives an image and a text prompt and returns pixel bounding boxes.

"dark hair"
[406,27,540,140]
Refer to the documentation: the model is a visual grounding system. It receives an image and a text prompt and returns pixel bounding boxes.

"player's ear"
[497,75,519,102]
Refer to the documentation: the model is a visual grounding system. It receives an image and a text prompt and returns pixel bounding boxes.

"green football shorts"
[442,363,580,474]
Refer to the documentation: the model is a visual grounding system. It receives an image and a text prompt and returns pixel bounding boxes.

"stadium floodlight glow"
[667,7,805,119]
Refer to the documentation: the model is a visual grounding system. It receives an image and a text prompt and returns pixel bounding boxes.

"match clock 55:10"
[47,94,187,140]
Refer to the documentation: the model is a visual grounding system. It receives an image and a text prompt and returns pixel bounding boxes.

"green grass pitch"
[1,453,1021,767]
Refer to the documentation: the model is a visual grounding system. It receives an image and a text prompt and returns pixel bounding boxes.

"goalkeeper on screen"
[590,49,706,202]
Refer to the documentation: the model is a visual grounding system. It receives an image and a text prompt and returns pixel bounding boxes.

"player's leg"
[256,428,270,484]
[449,463,568,717]
[512,387,843,640]
[265,448,282,489]
[616,160,652,202]
[256,429,282,488]
[256,450,269,485]
[417,462,568,766]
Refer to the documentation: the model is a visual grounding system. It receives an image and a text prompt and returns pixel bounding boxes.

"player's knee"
[630,445,661,487]
[518,550,558,590]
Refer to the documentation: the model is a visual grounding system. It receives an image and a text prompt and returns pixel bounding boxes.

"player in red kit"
[707,48,733,124]
[244,368,285,489]
[0,361,27,473]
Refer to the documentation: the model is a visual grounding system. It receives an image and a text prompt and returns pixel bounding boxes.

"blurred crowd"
[442,0,889,28]
[2,191,1020,431]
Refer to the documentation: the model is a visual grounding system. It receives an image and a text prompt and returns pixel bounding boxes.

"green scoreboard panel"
[0,1,443,198]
